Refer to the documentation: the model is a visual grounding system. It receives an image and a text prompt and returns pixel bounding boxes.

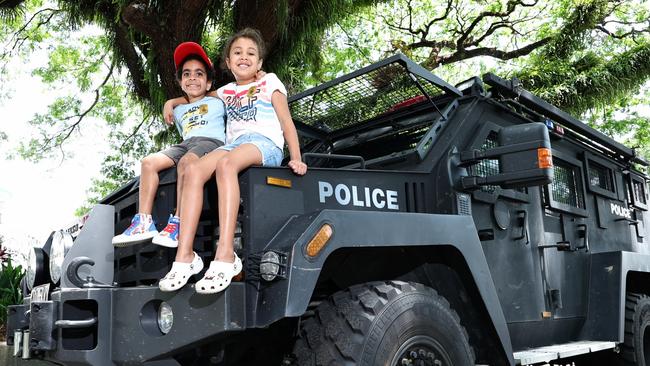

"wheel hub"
[393,335,453,366]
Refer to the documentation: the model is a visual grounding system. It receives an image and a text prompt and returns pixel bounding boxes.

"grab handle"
[55,318,97,329]
[303,153,366,169]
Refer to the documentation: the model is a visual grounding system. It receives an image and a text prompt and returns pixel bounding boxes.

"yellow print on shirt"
[182,104,210,134]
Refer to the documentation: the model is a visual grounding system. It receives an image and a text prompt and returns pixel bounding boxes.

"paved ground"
[0,343,51,365]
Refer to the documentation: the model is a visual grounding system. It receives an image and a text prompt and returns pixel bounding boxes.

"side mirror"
[460,122,554,189]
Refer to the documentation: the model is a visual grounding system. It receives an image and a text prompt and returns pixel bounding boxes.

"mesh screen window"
[633,180,647,205]
[289,62,444,132]
[551,161,585,209]
[468,133,499,192]
[588,161,614,192]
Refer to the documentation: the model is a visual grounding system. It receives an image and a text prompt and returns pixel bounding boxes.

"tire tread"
[621,292,650,366]
[292,281,474,366]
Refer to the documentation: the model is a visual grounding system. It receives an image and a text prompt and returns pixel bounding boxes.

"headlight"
[26,247,48,291]
[49,230,73,284]
[157,302,173,334]
[260,251,280,281]
[26,248,36,290]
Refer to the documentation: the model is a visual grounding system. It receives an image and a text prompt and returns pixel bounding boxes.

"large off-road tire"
[621,293,650,365]
[292,281,475,366]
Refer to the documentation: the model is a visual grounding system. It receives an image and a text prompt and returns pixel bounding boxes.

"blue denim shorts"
[217,133,283,167]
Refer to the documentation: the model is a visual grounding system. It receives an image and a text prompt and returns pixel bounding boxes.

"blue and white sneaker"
[112,213,157,247]
[152,215,180,248]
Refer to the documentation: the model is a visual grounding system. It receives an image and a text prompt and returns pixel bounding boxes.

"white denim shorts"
[217,133,283,167]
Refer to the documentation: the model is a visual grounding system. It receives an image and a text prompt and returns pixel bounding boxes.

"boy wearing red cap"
[112,42,225,248]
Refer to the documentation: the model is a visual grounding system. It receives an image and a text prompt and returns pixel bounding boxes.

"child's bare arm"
[163,97,188,125]
[164,92,219,124]
[272,90,307,175]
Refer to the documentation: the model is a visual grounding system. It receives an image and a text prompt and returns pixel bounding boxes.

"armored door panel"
[540,213,590,317]
[625,172,650,253]
[473,191,548,323]
[465,120,549,323]
[586,153,639,252]
[539,149,590,319]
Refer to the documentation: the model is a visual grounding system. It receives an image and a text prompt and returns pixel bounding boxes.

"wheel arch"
[309,244,510,365]
[258,210,515,365]
[626,270,650,297]
[583,251,650,342]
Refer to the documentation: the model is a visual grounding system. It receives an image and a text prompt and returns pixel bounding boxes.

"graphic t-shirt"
[217,73,287,149]
[173,96,226,142]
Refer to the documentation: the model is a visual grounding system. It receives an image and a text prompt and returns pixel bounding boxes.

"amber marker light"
[537,148,553,169]
[306,224,333,257]
[267,176,292,188]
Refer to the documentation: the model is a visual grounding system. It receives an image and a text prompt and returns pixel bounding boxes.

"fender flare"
[583,251,650,341]
[254,209,514,365]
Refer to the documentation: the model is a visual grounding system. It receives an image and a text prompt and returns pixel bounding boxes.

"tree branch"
[381,0,453,41]
[405,39,456,51]
[119,109,151,152]
[2,8,59,58]
[596,24,650,40]
[468,12,539,47]
[420,0,453,40]
[62,62,114,141]
[424,37,551,68]
[457,0,536,49]
[38,61,115,156]
[120,1,160,41]
[111,20,150,101]
[336,21,371,62]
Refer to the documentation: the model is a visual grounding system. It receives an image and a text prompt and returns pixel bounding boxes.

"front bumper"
[7,284,246,366]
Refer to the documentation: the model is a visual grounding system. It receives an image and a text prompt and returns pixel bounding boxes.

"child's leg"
[174,152,200,215]
[175,149,229,263]
[139,153,175,214]
[193,144,260,294]
[114,153,175,246]
[213,144,263,262]
[151,152,200,248]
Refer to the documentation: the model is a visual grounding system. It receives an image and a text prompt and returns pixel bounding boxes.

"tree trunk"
[121,0,210,99]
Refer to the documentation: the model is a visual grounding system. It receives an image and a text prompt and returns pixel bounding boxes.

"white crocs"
[195,253,242,294]
[159,252,204,292]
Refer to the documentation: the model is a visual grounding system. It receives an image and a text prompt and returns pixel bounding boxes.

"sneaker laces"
[162,222,178,234]
[126,216,142,231]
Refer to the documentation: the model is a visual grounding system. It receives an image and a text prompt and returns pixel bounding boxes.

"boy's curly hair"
[175,54,216,82]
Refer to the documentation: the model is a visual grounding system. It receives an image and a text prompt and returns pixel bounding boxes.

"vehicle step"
[513,341,616,365]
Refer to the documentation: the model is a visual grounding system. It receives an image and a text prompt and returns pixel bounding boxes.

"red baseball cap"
[173,42,212,70]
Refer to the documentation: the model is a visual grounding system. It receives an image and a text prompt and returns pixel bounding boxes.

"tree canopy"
[1,0,649,212]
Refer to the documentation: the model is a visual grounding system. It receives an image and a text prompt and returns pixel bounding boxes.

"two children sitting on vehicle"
[113,28,307,294]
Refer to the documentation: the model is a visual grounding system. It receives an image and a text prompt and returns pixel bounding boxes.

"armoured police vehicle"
[6,54,650,366]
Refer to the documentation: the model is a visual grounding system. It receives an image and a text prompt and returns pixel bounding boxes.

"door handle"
[514,210,529,245]
[575,223,589,251]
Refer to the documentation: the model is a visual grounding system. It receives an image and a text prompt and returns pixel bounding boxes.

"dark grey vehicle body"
[7,54,650,366]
